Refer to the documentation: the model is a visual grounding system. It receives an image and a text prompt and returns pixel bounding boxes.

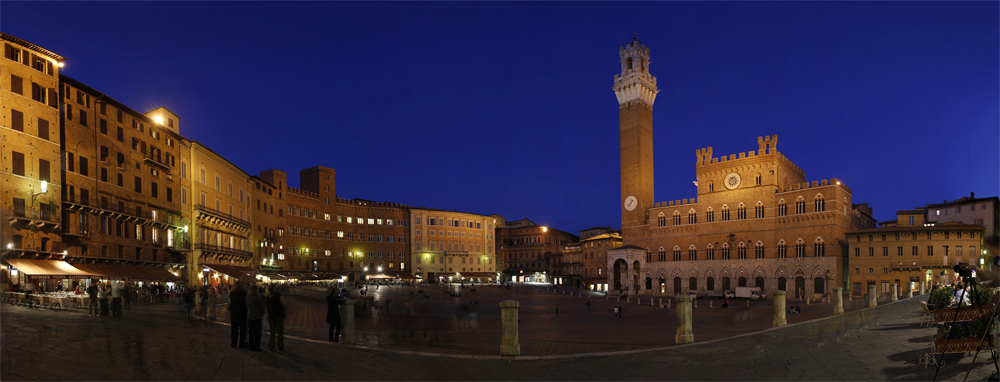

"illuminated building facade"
[609,38,877,299]
[410,208,501,282]
[500,218,578,283]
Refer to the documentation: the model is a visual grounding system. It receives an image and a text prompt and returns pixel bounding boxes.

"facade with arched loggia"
[608,37,877,300]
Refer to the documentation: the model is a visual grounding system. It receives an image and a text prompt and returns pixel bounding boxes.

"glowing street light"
[154,115,164,124]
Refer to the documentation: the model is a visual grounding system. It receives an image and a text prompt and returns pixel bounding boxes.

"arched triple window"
[777,199,787,216]
[721,243,731,260]
[814,237,825,257]
[688,210,697,224]
[721,205,731,221]
[688,245,697,261]
[706,244,715,260]
[777,240,787,258]
[672,211,681,226]
[737,203,746,220]
[657,247,666,262]
[657,212,666,227]
[737,242,747,260]
[814,194,825,212]
[796,197,806,214]
[755,202,764,219]
[673,246,681,262]
[795,239,806,258]
[706,207,715,222]
[754,241,765,259]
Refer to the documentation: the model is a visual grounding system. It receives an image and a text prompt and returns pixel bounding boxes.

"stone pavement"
[3,288,1000,381]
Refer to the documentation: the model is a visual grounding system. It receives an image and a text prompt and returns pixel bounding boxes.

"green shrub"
[972,284,996,307]
[929,286,955,310]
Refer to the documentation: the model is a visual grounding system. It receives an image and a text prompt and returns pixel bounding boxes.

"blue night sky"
[3,2,998,232]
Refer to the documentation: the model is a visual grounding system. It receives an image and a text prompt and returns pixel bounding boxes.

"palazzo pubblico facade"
[608,38,877,299]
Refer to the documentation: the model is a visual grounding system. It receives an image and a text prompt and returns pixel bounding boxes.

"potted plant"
[934,314,995,353]
[928,286,954,310]
[930,284,996,323]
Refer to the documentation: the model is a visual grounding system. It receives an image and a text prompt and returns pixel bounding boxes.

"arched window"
[777,199,787,216]
[755,202,764,218]
[814,238,825,257]
[673,246,681,261]
[777,240,787,258]
[689,277,698,291]
[755,173,762,185]
[814,277,825,294]
[688,245,697,261]
[706,244,715,260]
[657,247,666,262]
[737,242,747,259]
[737,203,746,220]
[707,277,715,291]
[657,212,666,227]
[755,277,765,289]
[796,197,806,214]
[706,207,715,222]
[721,205,730,221]
[688,209,697,224]
[738,277,747,287]
[722,277,731,291]
[755,241,765,259]
[709,182,714,192]
[795,239,806,258]
[645,249,651,263]
[673,211,681,226]
[814,194,825,212]
[721,243,731,260]
[626,57,633,70]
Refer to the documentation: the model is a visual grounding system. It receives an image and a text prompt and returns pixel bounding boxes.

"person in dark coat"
[246,285,266,352]
[326,287,343,342]
[266,286,286,351]
[228,282,248,348]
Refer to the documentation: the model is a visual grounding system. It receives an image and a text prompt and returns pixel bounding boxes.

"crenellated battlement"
[652,198,698,209]
[775,178,851,195]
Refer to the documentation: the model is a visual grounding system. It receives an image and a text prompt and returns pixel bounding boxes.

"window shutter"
[12,152,25,176]
[48,88,57,107]
[11,109,23,131]
[37,118,49,140]
[39,159,50,182]
[23,52,31,65]
[10,75,22,95]
[47,61,53,75]
[4,44,10,60]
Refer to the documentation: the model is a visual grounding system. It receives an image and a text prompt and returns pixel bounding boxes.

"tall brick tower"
[614,37,658,229]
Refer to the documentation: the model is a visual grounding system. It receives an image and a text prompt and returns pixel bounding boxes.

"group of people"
[84,281,130,318]
[788,305,802,314]
[228,283,287,352]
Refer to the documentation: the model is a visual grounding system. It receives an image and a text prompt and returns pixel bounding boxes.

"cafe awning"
[203,264,249,280]
[135,266,182,281]
[396,272,417,280]
[3,259,90,278]
[366,273,396,279]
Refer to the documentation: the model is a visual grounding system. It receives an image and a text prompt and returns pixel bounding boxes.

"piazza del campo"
[1,2,998,381]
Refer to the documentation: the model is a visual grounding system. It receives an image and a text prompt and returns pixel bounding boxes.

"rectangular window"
[11,151,25,176]
[79,157,88,176]
[928,246,934,256]
[67,153,75,172]
[10,74,23,95]
[134,176,142,193]
[37,118,49,140]
[38,159,49,182]
[11,109,23,132]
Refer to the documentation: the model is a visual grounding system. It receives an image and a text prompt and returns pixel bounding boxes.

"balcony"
[143,152,170,171]
[8,205,60,230]
[195,243,253,261]
[195,204,251,229]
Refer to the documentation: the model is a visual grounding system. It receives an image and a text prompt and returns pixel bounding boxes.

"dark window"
[79,157,89,176]
[66,104,72,120]
[100,102,106,115]
[67,153,75,172]
[79,110,88,126]
[116,173,123,187]
[11,151,25,176]
[117,153,125,167]
[117,126,124,142]
[100,119,107,134]
[79,189,89,205]
[100,146,109,162]
[38,159,49,182]
[76,90,84,105]
[117,109,123,123]
[100,167,108,182]
[166,187,173,202]
[37,118,49,140]
[10,74,22,95]
[151,182,158,198]
[11,109,23,131]
[31,82,46,103]
[134,176,142,193]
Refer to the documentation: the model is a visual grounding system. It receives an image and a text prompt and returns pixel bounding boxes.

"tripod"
[932,276,1000,382]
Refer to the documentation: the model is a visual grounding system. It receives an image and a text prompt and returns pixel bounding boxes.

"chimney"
[971,192,975,199]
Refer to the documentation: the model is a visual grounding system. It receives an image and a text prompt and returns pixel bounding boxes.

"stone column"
[207,292,217,321]
[500,300,520,356]
[866,285,877,308]
[832,287,844,315]
[675,296,694,344]
[342,299,357,344]
[907,282,914,298]
[919,282,925,295]
[772,290,787,327]
[891,283,898,302]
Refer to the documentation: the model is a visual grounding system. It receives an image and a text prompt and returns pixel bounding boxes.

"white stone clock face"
[724,173,741,190]
[624,196,637,211]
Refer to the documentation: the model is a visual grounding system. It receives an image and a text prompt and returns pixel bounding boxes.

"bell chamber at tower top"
[613,37,659,106]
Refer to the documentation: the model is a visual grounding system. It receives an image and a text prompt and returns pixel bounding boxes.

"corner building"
[410,209,501,283]
[608,38,876,299]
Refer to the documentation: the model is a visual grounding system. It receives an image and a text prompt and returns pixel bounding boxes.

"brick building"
[609,37,876,299]
[500,218,578,283]
[848,209,984,296]
[409,208,501,283]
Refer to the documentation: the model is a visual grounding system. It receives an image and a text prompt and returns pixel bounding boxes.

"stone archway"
[632,260,641,294]
[613,259,628,292]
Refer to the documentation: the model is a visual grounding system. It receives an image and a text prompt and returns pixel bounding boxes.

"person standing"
[99,284,111,316]
[87,282,99,316]
[266,286,286,351]
[555,304,559,316]
[228,282,248,348]
[111,281,124,319]
[326,288,343,342]
[586,300,591,311]
[246,285,266,352]
[619,305,623,318]
[183,287,195,321]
